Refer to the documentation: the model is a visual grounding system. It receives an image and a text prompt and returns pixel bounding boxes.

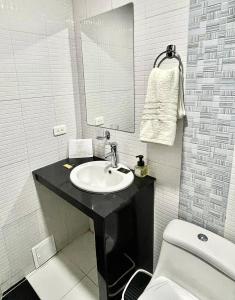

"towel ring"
[153,45,183,72]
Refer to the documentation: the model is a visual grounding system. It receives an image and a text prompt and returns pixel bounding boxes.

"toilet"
[122,219,235,300]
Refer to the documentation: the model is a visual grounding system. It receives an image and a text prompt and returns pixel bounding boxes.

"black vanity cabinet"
[33,157,155,300]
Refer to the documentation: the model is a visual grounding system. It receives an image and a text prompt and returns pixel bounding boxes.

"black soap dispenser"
[134,155,148,178]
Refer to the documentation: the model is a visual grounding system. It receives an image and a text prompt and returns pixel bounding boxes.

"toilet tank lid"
[163,219,235,281]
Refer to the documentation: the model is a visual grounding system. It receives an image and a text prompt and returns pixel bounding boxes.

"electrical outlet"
[53,125,67,136]
[95,116,104,126]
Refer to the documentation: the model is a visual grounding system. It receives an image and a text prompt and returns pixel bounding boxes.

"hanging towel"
[140,66,185,146]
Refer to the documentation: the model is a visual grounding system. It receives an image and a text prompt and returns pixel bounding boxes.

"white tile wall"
[44,0,75,39]
[0,0,88,292]
[0,231,10,285]
[12,31,53,99]
[0,100,28,166]
[3,211,45,280]
[48,36,78,96]
[21,96,58,159]
[0,29,19,101]
[0,160,39,228]
[73,0,190,265]
[7,0,47,35]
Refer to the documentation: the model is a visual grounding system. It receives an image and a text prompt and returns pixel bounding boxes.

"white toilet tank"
[154,220,235,300]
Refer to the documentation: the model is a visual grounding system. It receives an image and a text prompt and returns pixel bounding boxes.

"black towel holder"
[153,45,183,71]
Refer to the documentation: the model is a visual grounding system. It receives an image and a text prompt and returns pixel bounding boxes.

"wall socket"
[53,124,67,136]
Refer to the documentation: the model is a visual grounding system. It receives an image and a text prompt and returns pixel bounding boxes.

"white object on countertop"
[69,139,93,158]
[140,66,185,146]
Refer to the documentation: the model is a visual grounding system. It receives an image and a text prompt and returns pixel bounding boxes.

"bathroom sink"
[70,161,134,193]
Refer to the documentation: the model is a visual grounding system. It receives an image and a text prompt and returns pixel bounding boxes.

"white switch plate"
[53,124,67,136]
[32,235,57,268]
[95,116,104,126]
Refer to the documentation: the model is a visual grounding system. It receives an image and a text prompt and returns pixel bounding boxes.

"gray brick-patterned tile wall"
[179,0,235,235]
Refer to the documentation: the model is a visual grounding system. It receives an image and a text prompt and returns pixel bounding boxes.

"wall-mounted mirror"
[80,3,135,133]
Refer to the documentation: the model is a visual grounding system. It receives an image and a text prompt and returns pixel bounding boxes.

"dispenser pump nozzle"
[136,155,145,167]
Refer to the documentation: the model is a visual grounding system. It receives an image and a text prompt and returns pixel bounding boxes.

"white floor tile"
[27,253,85,300]
[63,277,99,300]
[61,231,97,274]
[87,267,98,286]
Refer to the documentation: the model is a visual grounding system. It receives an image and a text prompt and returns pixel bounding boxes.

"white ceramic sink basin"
[70,161,134,193]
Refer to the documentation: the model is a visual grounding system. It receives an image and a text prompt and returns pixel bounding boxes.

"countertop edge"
[32,157,156,220]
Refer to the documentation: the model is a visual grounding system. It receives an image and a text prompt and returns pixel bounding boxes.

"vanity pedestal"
[33,157,155,300]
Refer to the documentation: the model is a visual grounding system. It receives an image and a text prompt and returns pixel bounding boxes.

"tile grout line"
[59,275,98,300]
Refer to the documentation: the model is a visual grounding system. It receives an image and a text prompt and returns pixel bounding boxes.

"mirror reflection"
[80,3,135,133]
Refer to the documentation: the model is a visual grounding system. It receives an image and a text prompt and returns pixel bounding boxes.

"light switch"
[53,125,67,136]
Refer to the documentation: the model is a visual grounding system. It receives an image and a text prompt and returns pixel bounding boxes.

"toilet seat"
[138,276,199,300]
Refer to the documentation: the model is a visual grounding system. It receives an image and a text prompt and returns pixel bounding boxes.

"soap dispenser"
[135,155,148,178]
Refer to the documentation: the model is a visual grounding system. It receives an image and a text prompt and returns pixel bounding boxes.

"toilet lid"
[138,276,199,300]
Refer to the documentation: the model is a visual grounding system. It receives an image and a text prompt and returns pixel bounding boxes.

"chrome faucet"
[105,142,118,168]
[96,130,118,168]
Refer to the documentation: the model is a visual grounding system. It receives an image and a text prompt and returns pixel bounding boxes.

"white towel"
[140,66,185,146]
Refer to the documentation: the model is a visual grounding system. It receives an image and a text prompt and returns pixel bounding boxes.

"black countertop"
[33,157,155,220]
